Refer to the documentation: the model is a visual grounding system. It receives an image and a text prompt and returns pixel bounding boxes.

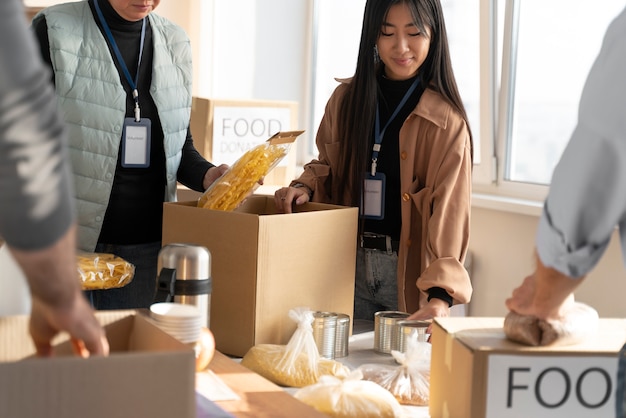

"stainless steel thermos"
[154,243,212,328]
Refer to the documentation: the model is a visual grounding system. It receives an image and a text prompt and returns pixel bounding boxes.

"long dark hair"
[336,0,473,206]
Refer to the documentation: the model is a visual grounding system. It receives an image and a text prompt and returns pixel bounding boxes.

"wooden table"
[207,351,327,418]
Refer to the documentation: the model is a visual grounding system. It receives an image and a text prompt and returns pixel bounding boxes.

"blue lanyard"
[94,0,146,122]
[371,76,420,176]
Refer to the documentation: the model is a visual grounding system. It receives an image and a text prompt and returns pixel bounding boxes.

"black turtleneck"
[31,0,213,246]
[366,74,452,308]
[363,73,424,241]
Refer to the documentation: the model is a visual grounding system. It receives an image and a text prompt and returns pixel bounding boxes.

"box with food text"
[0,311,196,418]
[430,317,626,418]
[162,195,358,357]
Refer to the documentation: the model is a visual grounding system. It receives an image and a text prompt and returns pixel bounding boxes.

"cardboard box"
[162,195,358,357]
[191,97,299,186]
[430,317,626,418]
[0,311,196,418]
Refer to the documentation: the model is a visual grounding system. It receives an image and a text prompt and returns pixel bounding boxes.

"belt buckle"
[361,232,393,255]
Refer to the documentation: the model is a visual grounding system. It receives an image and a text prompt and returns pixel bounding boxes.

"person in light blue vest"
[31,0,228,310]
[504,6,626,417]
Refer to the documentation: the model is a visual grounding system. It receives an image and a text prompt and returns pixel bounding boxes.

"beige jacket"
[296,81,473,312]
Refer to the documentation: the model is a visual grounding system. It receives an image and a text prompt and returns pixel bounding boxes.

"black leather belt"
[360,233,399,253]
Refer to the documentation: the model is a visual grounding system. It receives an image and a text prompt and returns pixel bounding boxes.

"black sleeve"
[427,287,454,307]
[31,15,54,85]
[176,127,215,192]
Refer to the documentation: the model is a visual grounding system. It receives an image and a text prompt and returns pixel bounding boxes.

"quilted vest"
[40,2,192,251]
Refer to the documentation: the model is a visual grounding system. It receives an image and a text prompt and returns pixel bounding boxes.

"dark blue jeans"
[353,247,399,321]
[85,241,161,310]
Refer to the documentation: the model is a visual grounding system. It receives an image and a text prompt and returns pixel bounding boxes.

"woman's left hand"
[407,298,450,321]
[273,186,310,214]
[406,298,450,340]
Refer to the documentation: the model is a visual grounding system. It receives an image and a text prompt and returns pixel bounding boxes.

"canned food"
[374,311,410,354]
[312,311,338,359]
[393,320,430,353]
[334,313,350,358]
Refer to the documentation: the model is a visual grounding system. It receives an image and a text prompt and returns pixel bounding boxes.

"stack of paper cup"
[149,302,202,344]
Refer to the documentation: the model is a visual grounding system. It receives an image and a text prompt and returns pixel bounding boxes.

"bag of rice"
[294,370,406,418]
[240,307,350,387]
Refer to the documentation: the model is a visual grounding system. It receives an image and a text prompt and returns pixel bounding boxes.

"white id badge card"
[361,172,386,220]
[121,117,151,168]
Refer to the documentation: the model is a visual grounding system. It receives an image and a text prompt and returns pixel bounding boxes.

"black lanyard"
[371,76,420,176]
[94,0,146,122]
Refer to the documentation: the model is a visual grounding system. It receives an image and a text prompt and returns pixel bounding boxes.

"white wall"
[469,207,626,318]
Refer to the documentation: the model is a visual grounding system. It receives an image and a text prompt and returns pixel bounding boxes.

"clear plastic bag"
[294,369,406,418]
[197,131,303,211]
[240,307,350,387]
[77,252,135,290]
[358,333,431,406]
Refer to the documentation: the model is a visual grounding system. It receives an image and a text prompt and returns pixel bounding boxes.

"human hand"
[202,164,229,190]
[29,290,109,357]
[505,273,576,322]
[274,186,310,214]
[406,298,450,339]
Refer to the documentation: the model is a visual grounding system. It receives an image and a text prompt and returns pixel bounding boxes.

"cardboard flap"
[436,316,626,354]
[0,315,34,361]
[267,130,304,145]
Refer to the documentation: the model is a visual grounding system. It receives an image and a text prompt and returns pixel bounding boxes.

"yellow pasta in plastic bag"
[197,131,303,211]
[77,252,135,290]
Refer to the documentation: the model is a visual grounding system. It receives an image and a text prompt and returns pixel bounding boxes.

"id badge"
[121,117,151,168]
[361,172,386,220]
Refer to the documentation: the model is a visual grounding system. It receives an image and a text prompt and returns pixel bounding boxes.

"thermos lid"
[158,243,210,281]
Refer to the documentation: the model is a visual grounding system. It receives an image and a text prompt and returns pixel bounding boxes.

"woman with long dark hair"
[276,0,473,322]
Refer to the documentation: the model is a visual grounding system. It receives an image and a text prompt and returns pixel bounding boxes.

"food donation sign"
[211,106,292,166]
[485,354,617,417]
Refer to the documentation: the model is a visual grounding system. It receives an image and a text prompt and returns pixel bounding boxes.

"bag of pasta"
[357,333,431,406]
[77,252,135,290]
[294,369,406,418]
[240,307,350,387]
[197,130,303,211]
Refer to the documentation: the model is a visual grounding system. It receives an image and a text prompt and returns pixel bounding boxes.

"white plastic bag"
[294,369,406,418]
[358,333,431,405]
[240,307,350,387]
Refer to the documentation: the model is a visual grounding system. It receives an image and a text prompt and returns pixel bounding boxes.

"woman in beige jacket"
[275,0,473,321]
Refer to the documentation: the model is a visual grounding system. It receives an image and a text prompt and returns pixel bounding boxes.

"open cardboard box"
[0,310,196,418]
[430,316,626,418]
[162,195,358,357]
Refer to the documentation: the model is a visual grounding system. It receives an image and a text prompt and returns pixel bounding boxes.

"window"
[307,0,365,160]
[494,0,625,199]
[442,0,481,164]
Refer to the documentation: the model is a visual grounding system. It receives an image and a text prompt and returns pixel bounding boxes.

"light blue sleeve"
[536,6,626,277]
[0,0,75,250]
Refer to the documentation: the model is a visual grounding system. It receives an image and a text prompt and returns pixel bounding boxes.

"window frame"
[472,0,551,208]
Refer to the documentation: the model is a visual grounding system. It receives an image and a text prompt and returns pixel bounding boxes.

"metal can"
[374,311,410,354]
[312,311,338,359]
[334,313,350,358]
[393,319,430,352]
